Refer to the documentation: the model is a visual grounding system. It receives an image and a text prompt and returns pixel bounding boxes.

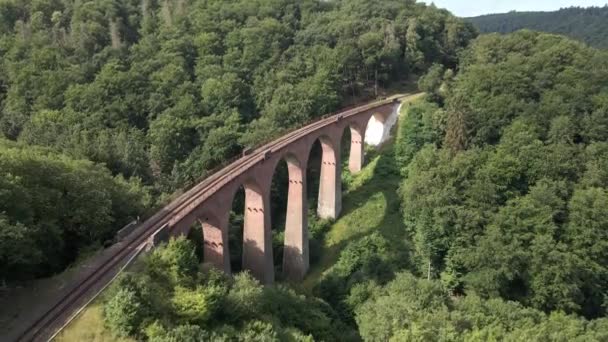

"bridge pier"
[348,125,366,174]
[199,210,231,274]
[242,181,274,284]
[317,136,341,220]
[282,156,309,281]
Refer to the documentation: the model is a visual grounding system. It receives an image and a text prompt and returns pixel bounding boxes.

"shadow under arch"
[269,156,289,277]
[306,139,323,212]
[341,124,353,165]
[228,186,245,273]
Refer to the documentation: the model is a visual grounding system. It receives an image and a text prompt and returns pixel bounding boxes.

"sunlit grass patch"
[326,192,387,247]
[303,144,406,290]
[54,300,134,342]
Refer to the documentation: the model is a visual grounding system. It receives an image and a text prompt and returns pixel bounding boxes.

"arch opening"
[306,140,323,211]
[341,124,352,167]
[270,158,289,278]
[305,139,329,269]
[228,186,245,273]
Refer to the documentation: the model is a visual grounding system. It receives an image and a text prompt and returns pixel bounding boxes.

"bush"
[235,321,279,341]
[262,285,345,341]
[147,324,228,342]
[418,63,446,101]
[171,285,224,324]
[393,100,444,174]
[314,233,399,323]
[103,287,147,337]
[145,237,199,285]
[223,272,264,322]
[308,215,332,265]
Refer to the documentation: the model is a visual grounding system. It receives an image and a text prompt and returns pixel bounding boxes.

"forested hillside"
[391,29,608,330]
[468,6,608,49]
[0,0,475,282]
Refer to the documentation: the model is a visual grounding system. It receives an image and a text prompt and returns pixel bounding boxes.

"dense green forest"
[99,30,608,340]
[0,0,475,282]
[3,0,608,340]
[400,30,608,320]
[468,6,608,49]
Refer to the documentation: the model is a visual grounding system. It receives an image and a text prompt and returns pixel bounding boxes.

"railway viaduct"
[16,97,404,342]
[165,97,402,283]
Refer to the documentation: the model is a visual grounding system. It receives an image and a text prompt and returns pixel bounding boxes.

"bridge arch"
[17,100,407,342]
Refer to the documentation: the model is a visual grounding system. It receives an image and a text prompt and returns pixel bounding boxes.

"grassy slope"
[302,103,414,290]
[54,302,133,342]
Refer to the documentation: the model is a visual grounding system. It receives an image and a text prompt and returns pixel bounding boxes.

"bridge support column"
[348,126,365,174]
[199,210,231,274]
[242,182,274,284]
[317,137,341,219]
[283,158,308,281]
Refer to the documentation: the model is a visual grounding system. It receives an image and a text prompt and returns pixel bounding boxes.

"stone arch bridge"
[158,97,402,284]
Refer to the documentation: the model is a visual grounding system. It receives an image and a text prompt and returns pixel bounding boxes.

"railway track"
[16,97,399,342]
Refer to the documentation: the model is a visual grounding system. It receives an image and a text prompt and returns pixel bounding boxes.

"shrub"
[171,285,224,324]
[145,237,199,285]
[223,272,264,322]
[103,287,147,337]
